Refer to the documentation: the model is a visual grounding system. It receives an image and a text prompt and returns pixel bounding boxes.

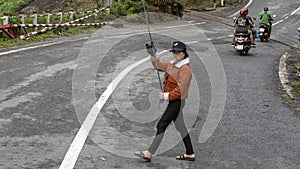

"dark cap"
[170,41,186,52]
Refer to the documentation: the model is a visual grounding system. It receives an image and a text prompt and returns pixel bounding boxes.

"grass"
[291,81,300,94]
[183,0,242,10]
[295,62,300,70]
[0,8,113,48]
[291,62,300,95]
[0,0,112,48]
[0,0,33,14]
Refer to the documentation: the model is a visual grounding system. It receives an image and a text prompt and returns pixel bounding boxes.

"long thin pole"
[141,0,163,92]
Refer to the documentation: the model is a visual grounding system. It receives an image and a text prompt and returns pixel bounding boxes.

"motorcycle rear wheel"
[260,36,264,42]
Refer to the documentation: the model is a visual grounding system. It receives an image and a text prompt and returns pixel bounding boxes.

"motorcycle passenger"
[259,7,273,36]
[245,9,258,40]
[232,8,255,47]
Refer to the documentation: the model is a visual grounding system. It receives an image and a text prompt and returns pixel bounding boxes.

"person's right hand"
[145,42,157,58]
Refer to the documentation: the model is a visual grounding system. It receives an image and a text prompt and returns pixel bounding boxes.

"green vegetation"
[295,62,300,70]
[291,81,300,94]
[292,62,300,95]
[0,9,113,47]
[0,0,114,47]
[182,0,242,10]
[110,0,144,17]
[0,14,111,47]
[0,0,242,47]
[0,0,32,14]
[110,0,183,22]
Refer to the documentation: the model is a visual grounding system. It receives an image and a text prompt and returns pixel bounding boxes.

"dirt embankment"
[182,0,242,11]
[20,0,97,14]
[20,0,243,14]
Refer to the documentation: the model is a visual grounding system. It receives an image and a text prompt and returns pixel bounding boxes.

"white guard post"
[105,6,110,14]
[57,9,63,24]
[46,9,52,24]
[3,12,9,25]
[32,11,38,30]
[69,9,74,21]
[19,11,25,24]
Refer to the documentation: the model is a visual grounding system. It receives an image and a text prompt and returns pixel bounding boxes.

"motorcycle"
[258,23,271,41]
[232,16,256,55]
[258,15,275,42]
[233,32,252,55]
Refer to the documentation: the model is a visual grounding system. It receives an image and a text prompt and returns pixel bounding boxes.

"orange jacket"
[152,58,192,101]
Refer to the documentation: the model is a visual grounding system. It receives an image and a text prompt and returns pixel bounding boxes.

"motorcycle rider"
[232,8,255,47]
[259,7,273,36]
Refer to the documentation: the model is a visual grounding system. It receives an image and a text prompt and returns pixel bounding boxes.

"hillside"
[0,0,32,14]
[17,0,243,14]
[181,0,241,11]
[20,0,98,14]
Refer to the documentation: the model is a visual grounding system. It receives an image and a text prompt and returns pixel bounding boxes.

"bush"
[110,0,144,17]
[0,0,33,14]
[182,0,242,10]
[295,62,300,70]
[291,81,300,94]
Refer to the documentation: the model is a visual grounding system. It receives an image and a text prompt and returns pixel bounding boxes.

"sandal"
[176,154,195,161]
[134,151,151,162]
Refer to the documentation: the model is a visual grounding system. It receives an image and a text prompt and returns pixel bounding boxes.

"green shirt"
[260,12,272,26]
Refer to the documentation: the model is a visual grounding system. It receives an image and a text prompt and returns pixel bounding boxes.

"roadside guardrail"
[0,7,110,40]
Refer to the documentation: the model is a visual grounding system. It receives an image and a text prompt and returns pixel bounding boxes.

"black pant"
[269,22,272,34]
[148,99,194,155]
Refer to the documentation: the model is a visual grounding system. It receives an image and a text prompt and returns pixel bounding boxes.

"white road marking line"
[290,6,300,16]
[272,6,300,26]
[229,0,254,17]
[103,22,206,39]
[207,35,232,41]
[273,19,284,26]
[0,37,89,56]
[0,42,63,56]
[186,40,198,44]
[59,50,168,169]
[165,22,205,29]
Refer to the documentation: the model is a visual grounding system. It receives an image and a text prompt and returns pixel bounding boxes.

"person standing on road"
[259,7,273,36]
[134,41,195,162]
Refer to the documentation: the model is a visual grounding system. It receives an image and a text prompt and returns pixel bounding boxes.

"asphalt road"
[0,0,300,169]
